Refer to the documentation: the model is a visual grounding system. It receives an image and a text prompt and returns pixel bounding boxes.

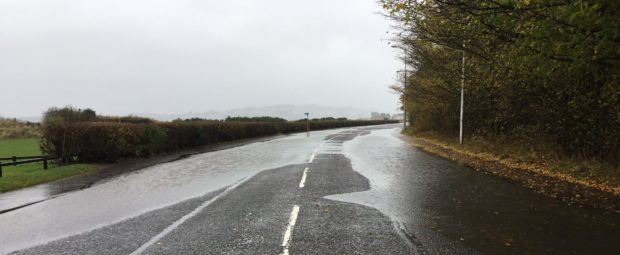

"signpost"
[304,112,310,134]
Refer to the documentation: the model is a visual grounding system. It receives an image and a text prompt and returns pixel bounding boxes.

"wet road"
[0,125,618,254]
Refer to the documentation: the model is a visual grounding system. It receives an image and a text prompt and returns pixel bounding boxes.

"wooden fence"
[0,156,59,177]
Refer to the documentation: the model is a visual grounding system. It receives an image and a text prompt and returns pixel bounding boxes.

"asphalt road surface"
[0,124,618,254]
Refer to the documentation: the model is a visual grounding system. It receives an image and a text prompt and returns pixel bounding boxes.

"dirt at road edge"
[405,135,620,213]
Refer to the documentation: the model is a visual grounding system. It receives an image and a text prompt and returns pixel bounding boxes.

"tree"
[381,0,620,161]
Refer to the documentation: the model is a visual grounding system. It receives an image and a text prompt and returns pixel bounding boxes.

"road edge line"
[128,177,249,255]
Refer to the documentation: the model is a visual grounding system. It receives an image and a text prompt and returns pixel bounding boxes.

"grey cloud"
[0,0,400,118]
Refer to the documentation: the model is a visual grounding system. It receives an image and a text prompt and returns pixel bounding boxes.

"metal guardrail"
[0,156,59,177]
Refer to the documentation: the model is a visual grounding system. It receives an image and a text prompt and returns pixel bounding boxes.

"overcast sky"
[0,0,401,118]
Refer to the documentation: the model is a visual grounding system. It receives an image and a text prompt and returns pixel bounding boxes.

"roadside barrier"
[0,156,59,177]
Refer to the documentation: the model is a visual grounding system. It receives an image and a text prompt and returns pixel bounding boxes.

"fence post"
[43,158,48,170]
[12,156,16,163]
[0,162,3,177]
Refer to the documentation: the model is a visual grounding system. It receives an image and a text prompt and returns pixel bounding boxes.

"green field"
[0,138,95,192]
[0,138,42,157]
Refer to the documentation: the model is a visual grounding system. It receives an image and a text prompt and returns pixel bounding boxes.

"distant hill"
[11,105,382,122]
[136,105,377,121]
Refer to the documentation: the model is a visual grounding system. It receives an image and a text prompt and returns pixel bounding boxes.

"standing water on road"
[0,129,344,253]
[331,127,619,254]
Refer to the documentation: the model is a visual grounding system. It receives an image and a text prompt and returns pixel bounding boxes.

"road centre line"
[280,205,300,255]
[308,134,339,163]
[286,134,342,252]
[299,167,309,188]
[133,133,339,254]
[129,178,249,255]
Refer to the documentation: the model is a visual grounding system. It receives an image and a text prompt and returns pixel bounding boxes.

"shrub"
[43,106,97,124]
[41,118,397,162]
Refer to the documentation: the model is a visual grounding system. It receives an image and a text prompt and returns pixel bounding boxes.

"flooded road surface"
[1,125,618,254]
[0,129,337,253]
[0,135,286,214]
[330,128,620,254]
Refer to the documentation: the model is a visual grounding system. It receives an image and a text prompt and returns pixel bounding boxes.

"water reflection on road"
[1,126,618,254]
[0,129,337,253]
[331,128,619,254]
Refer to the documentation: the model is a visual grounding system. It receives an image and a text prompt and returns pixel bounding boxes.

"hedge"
[41,120,397,162]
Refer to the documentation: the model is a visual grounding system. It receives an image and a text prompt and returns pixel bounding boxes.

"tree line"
[382,0,620,162]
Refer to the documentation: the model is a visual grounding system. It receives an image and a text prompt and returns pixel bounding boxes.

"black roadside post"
[0,161,3,177]
[43,157,48,170]
[304,112,310,134]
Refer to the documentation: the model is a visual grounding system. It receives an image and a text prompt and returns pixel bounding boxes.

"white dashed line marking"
[280,205,300,255]
[280,133,342,253]
[299,167,309,188]
[308,134,341,163]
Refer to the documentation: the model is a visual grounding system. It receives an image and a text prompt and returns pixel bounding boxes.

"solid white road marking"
[129,178,249,255]
[280,205,300,255]
[308,153,315,163]
[299,167,309,188]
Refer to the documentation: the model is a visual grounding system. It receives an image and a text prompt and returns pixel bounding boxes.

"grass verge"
[0,163,96,192]
[0,138,95,193]
[404,130,620,212]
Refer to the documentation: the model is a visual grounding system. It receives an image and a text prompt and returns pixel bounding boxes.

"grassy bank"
[0,118,40,138]
[0,163,95,192]
[404,130,620,212]
[0,138,95,192]
[0,138,41,156]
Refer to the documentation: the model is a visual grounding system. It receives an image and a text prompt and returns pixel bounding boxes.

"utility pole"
[403,52,407,129]
[459,44,465,145]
